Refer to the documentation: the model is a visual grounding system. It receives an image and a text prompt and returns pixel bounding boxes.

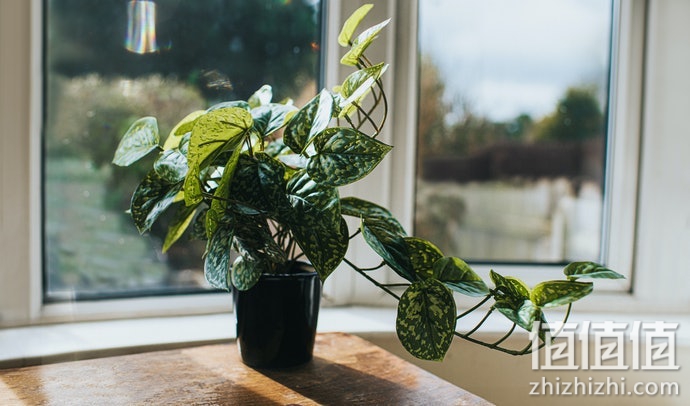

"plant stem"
[344,258,401,300]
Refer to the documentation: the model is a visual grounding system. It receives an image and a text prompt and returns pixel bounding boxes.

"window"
[42,0,323,301]
[415,0,613,264]
[4,0,689,327]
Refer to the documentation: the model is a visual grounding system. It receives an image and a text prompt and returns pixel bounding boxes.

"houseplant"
[113,4,623,367]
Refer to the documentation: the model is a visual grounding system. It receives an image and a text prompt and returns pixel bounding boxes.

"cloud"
[419,0,611,121]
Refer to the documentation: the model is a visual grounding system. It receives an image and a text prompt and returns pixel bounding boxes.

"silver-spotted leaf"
[433,257,489,297]
[154,149,188,184]
[251,103,298,137]
[564,261,624,280]
[404,237,443,280]
[490,270,530,302]
[130,169,182,234]
[283,89,333,154]
[531,280,593,308]
[113,117,159,166]
[231,256,265,291]
[396,279,457,361]
[204,223,234,291]
[307,127,392,187]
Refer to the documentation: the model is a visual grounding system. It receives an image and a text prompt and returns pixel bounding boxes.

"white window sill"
[1,307,688,369]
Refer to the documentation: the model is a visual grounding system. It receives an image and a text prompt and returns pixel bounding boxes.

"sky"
[418,0,612,122]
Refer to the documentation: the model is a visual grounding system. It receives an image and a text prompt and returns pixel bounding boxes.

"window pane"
[43,0,322,300]
[415,0,612,263]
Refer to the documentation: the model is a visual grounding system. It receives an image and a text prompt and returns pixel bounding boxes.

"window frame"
[1,0,688,328]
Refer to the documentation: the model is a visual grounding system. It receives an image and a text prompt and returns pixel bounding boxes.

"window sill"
[1,306,688,369]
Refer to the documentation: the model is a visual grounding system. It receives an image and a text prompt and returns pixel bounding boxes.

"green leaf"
[337,63,388,117]
[531,280,594,308]
[340,197,414,280]
[162,203,197,253]
[206,147,243,238]
[163,110,205,150]
[154,149,188,184]
[231,256,266,291]
[130,169,182,234]
[232,214,288,265]
[490,270,530,302]
[226,153,290,217]
[396,279,457,361]
[340,19,391,66]
[340,197,406,234]
[433,257,489,297]
[248,84,273,108]
[564,261,625,280]
[283,89,334,154]
[307,127,392,187]
[495,300,542,332]
[204,223,234,291]
[184,107,252,206]
[338,4,374,47]
[405,237,443,280]
[207,100,251,112]
[251,103,298,138]
[113,117,159,166]
[286,171,348,280]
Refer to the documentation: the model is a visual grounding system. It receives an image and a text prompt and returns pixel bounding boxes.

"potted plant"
[113,4,623,368]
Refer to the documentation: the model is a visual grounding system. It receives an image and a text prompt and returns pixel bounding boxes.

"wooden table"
[0,332,492,405]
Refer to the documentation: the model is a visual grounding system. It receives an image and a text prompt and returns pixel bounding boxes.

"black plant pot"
[232,264,321,368]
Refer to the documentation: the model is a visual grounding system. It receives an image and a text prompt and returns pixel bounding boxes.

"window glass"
[415,0,612,263]
[43,0,322,300]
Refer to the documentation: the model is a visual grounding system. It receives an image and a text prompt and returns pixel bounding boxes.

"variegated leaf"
[338,63,388,118]
[206,147,242,239]
[396,279,457,361]
[307,127,392,187]
[204,223,234,291]
[495,299,542,332]
[113,117,159,166]
[531,280,593,308]
[337,3,374,46]
[293,217,349,281]
[340,19,391,66]
[184,107,252,206]
[226,153,290,218]
[130,169,182,234]
[207,100,251,112]
[163,110,205,150]
[283,89,333,154]
[232,214,288,265]
[433,257,489,297]
[564,261,624,280]
[404,237,443,280]
[490,270,530,302]
[251,103,298,138]
[340,196,405,235]
[154,149,188,184]
[231,256,265,291]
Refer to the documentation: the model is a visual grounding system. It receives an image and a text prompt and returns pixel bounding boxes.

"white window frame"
[2,0,689,329]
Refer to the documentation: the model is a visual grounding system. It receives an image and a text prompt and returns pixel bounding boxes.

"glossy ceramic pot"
[232,264,321,368]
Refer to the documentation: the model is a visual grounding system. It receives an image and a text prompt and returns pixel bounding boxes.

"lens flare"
[125,1,158,54]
